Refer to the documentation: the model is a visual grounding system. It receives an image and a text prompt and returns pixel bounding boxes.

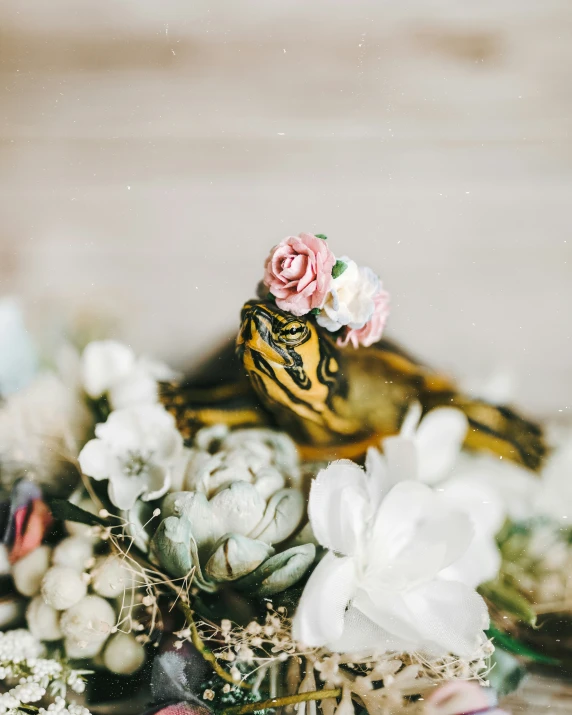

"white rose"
[316,258,380,332]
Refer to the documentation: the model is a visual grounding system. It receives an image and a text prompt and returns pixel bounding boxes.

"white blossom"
[317,259,379,332]
[0,630,90,715]
[382,403,505,588]
[79,404,183,510]
[81,340,177,410]
[293,451,489,657]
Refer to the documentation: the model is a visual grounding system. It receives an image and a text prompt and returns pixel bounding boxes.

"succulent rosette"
[152,479,315,596]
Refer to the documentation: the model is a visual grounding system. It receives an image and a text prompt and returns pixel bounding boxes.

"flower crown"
[259,232,390,348]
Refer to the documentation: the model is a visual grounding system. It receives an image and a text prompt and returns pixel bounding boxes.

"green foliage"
[48,498,108,527]
[331,260,348,279]
[486,624,561,666]
[314,234,327,240]
[479,580,537,627]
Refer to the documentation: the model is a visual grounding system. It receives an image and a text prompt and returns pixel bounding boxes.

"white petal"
[142,464,171,502]
[441,477,505,539]
[369,481,435,562]
[441,536,502,588]
[81,341,135,398]
[383,510,474,588]
[108,368,158,409]
[415,408,468,485]
[352,589,424,646]
[403,579,489,657]
[327,606,412,655]
[137,355,179,381]
[292,552,357,647]
[94,408,144,452]
[380,436,419,486]
[78,439,114,481]
[108,474,145,510]
[364,448,389,511]
[399,402,422,438]
[308,461,369,555]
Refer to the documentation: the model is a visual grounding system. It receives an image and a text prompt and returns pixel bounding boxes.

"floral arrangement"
[259,233,390,348]
[0,238,570,715]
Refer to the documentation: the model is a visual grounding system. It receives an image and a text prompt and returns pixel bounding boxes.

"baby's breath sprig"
[0,629,92,715]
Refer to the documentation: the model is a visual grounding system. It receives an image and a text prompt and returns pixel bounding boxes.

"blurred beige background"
[0,1,571,417]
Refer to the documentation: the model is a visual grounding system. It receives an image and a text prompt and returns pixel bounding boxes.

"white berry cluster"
[0,629,90,715]
[10,516,145,675]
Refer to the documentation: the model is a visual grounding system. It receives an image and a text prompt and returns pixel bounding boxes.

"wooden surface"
[502,672,572,713]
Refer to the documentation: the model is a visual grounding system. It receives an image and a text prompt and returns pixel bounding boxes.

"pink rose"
[337,287,390,348]
[263,233,335,316]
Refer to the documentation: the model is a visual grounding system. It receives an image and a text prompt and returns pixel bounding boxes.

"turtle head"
[236,300,349,441]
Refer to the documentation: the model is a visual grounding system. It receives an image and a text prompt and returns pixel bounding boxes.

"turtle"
[160,299,546,470]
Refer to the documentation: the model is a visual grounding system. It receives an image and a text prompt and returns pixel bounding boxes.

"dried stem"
[177,600,252,689]
[221,688,342,715]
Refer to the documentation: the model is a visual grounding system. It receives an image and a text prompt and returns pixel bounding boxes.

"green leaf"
[315,234,327,240]
[310,308,321,315]
[267,293,276,303]
[486,624,561,666]
[332,260,348,280]
[479,580,537,627]
[48,498,108,527]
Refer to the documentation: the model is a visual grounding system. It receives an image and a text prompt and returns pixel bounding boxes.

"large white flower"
[383,403,505,587]
[79,405,183,510]
[316,259,379,332]
[81,340,177,410]
[293,451,489,657]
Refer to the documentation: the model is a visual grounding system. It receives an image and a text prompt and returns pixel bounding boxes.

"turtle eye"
[279,320,309,345]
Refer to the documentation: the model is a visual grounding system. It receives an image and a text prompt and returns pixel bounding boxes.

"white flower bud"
[41,566,88,610]
[0,545,11,576]
[52,537,94,572]
[60,595,116,645]
[91,556,134,598]
[103,632,145,675]
[26,596,63,641]
[12,545,52,597]
[64,637,104,659]
[0,598,25,629]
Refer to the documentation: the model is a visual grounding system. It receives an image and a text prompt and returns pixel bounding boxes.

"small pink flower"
[424,681,506,715]
[337,287,390,348]
[263,233,335,316]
